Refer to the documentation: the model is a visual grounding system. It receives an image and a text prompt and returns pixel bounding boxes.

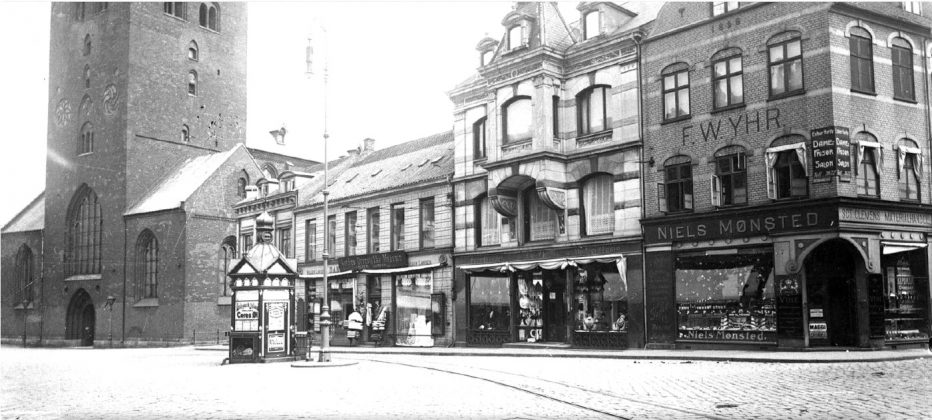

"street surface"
[1,346,930,419]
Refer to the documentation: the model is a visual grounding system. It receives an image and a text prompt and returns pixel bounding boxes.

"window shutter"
[765,152,777,200]
[657,183,667,213]
[710,174,721,207]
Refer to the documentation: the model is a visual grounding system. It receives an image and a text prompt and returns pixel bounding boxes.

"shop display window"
[233,290,259,331]
[573,266,628,333]
[395,272,434,346]
[469,275,510,331]
[516,273,543,342]
[675,253,776,343]
[884,254,929,342]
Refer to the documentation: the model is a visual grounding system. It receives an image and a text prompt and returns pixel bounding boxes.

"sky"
[0,1,585,226]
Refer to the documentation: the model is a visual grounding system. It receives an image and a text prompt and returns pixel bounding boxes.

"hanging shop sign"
[338,251,408,272]
[810,126,851,181]
[645,205,837,244]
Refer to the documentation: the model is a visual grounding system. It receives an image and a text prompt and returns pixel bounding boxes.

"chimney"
[363,138,376,152]
[245,185,259,200]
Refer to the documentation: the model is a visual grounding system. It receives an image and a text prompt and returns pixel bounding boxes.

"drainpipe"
[447,172,456,347]
[634,31,648,349]
[122,216,127,344]
[39,232,45,345]
[924,38,931,203]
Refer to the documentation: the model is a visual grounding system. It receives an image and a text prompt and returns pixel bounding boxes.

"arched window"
[855,132,881,197]
[474,194,500,247]
[767,31,804,97]
[84,65,91,89]
[661,63,690,121]
[711,48,744,109]
[765,136,809,199]
[65,185,102,277]
[181,124,190,142]
[198,3,208,27]
[577,85,609,135]
[187,40,198,61]
[523,188,556,242]
[237,177,247,198]
[262,163,279,179]
[580,173,614,235]
[502,96,532,144]
[219,236,236,297]
[892,37,915,101]
[135,230,159,300]
[661,156,693,212]
[712,145,747,206]
[508,25,523,50]
[15,245,35,305]
[898,139,922,201]
[472,116,487,159]
[584,10,601,40]
[164,2,184,19]
[481,50,494,66]
[849,27,874,93]
[187,70,197,96]
[199,3,219,31]
[78,122,94,155]
[83,34,91,56]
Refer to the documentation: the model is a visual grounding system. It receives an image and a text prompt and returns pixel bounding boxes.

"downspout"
[447,171,456,347]
[122,215,127,344]
[39,230,45,344]
[634,31,648,349]
[924,38,931,206]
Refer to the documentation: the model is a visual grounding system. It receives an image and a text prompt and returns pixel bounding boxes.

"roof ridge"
[2,191,45,233]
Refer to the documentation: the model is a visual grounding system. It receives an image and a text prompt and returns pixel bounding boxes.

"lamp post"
[105,295,116,348]
[21,296,28,348]
[307,27,332,363]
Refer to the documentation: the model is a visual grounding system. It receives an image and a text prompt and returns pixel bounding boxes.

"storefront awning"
[361,263,445,275]
[299,270,355,280]
[459,254,628,288]
[882,241,928,255]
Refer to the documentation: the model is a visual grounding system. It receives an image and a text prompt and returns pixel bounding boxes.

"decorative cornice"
[234,191,297,216]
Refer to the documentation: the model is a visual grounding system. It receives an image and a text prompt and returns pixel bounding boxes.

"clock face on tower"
[55,99,72,127]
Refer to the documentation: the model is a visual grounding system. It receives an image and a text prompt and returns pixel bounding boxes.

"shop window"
[420,198,435,249]
[583,10,601,40]
[573,265,628,333]
[65,185,102,277]
[276,225,292,258]
[472,116,487,159]
[508,25,523,50]
[395,272,435,347]
[903,1,922,15]
[164,2,185,19]
[188,40,199,61]
[523,188,556,242]
[469,275,511,331]
[898,140,922,201]
[367,207,380,253]
[712,146,747,206]
[305,219,317,261]
[345,211,357,256]
[765,140,808,199]
[712,51,743,109]
[768,34,803,97]
[83,34,91,56]
[676,253,776,343]
[856,143,881,197]
[891,38,915,101]
[241,232,253,253]
[219,236,236,297]
[577,85,609,135]
[660,156,693,213]
[327,215,336,256]
[502,96,532,144]
[475,195,500,247]
[712,1,738,16]
[14,245,35,305]
[580,173,614,235]
[884,254,929,341]
[187,70,197,96]
[78,122,94,155]
[849,27,874,94]
[390,203,405,251]
[135,230,159,300]
[661,64,690,121]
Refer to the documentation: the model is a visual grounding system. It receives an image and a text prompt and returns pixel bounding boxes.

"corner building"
[450,2,656,349]
[641,2,932,350]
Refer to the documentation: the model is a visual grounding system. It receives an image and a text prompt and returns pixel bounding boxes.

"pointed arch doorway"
[66,289,96,346]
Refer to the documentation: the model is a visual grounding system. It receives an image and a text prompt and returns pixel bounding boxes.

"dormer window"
[903,1,922,14]
[584,10,601,40]
[508,26,523,50]
[712,1,739,16]
[481,50,494,66]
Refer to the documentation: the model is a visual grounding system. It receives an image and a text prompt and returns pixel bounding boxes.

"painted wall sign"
[645,206,837,244]
[839,207,932,228]
[338,251,408,272]
[810,126,851,180]
[679,107,782,145]
[678,329,776,343]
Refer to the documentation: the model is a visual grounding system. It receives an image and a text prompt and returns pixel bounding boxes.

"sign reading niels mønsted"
[646,206,838,244]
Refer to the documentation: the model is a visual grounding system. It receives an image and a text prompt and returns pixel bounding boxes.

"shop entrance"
[804,240,861,347]
[516,271,566,343]
[66,289,95,346]
[543,274,566,342]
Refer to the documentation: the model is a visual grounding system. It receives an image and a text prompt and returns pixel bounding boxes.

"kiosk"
[228,212,297,363]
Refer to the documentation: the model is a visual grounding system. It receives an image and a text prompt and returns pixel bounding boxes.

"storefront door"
[329,280,355,346]
[805,240,860,347]
[544,274,565,342]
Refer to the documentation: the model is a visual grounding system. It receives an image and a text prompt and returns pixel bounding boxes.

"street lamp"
[21,296,29,348]
[307,27,332,363]
[105,295,116,348]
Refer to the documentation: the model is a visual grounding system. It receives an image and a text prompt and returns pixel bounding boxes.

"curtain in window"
[480,197,500,246]
[527,190,555,241]
[765,143,808,199]
[583,175,614,235]
[856,140,884,175]
[898,146,923,176]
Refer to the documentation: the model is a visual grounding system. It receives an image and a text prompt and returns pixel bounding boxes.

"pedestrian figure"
[346,308,363,346]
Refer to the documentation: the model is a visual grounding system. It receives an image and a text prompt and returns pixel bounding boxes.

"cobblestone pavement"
[2,346,931,419]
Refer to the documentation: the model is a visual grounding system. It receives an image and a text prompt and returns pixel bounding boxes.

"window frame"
[712,1,738,16]
[83,34,91,56]
[713,151,748,207]
[661,66,690,121]
[15,245,35,305]
[367,207,380,254]
[712,54,744,110]
[326,215,336,257]
[475,195,500,248]
[188,40,199,61]
[473,116,487,160]
[522,188,556,243]
[345,211,357,256]
[65,186,102,277]
[849,30,875,94]
[390,203,405,251]
[220,236,236,297]
[577,85,609,136]
[583,10,601,40]
[181,125,190,142]
[664,160,694,213]
[767,37,804,98]
[241,232,253,254]
[856,146,881,197]
[78,122,95,155]
[502,96,532,144]
[276,225,293,258]
[579,173,615,236]
[903,1,922,14]
[892,39,915,102]
[419,197,436,249]
[136,230,159,300]
[773,150,809,199]
[508,25,523,50]
[899,152,921,201]
[187,70,198,96]
[198,3,220,31]
[305,219,317,261]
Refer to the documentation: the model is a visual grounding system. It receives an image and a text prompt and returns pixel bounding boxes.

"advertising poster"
[267,333,285,353]
[810,126,851,181]
[266,302,286,331]
[234,301,259,331]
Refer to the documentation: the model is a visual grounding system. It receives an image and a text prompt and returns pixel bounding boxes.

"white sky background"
[0,1,583,225]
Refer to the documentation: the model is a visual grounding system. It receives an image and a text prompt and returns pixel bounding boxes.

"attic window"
[401,163,413,171]
[418,158,430,167]
[371,169,382,177]
[583,10,601,40]
[508,25,524,50]
[345,173,359,183]
[481,50,494,66]
[431,156,444,164]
